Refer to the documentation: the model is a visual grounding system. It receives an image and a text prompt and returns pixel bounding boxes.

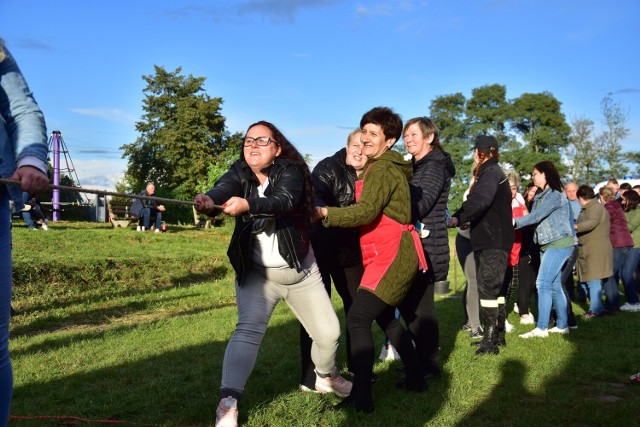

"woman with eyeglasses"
[194,121,351,427]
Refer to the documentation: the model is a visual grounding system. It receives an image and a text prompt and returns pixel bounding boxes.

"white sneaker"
[154,228,161,233]
[215,396,238,427]
[519,328,548,339]
[620,302,638,312]
[136,226,142,232]
[41,223,48,231]
[520,313,535,325]
[386,344,402,361]
[505,319,514,333]
[315,368,352,397]
[548,326,570,335]
[513,303,520,314]
[378,344,388,361]
[631,303,640,312]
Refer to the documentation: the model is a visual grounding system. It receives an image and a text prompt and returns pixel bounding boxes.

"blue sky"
[2,0,639,189]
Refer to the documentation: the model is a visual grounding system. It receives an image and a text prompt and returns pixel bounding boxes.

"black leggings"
[348,290,421,384]
[398,273,439,374]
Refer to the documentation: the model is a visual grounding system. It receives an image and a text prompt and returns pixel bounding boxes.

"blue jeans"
[581,279,603,314]
[139,208,162,231]
[604,247,631,310]
[1,189,13,427]
[536,246,573,329]
[620,248,640,305]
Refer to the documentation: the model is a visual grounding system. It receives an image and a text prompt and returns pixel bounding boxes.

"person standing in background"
[401,117,455,378]
[0,38,50,427]
[449,136,514,355]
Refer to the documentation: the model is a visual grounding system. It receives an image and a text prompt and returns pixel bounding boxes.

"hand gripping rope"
[0,178,225,210]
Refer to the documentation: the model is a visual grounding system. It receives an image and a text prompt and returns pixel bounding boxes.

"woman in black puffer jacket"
[399,117,455,378]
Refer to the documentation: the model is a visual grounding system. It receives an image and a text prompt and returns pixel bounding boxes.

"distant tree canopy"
[120,72,637,218]
[429,85,571,211]
[121,66,239,199]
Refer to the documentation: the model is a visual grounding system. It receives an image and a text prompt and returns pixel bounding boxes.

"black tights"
[348,291,422,386]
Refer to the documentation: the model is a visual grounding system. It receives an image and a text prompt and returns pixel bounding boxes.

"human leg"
[456,234,480,332]
[153,210,162,231]
[1,190,13,426]
[534,247,572,330]
[475,249,509,354]
[140,207,151,230]
[398,273,440,376]
[620,248,640,305]
[604,248,625,311]
[219,269,282,400]
[583,280,603,315]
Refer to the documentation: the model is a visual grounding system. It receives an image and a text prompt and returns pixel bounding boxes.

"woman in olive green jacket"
[574,185,613,316]
[317,107,427,412]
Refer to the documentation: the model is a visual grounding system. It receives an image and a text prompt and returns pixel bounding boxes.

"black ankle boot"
[475,324,499,355]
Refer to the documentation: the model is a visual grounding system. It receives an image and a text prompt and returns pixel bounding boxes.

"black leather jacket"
[311,148,361,267]
[205,158,310,284]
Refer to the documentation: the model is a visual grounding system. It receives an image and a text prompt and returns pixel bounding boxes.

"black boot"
[475,307,499,356]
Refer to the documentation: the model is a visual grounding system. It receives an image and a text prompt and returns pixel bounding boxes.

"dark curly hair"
[242,121,315,219]
[360,107,403,145]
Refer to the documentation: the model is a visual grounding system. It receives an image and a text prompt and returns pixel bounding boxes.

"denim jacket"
[0,45,48,206]
[514,187,574,246]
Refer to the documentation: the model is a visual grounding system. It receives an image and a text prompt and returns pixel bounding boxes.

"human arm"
[410,158,445,222]
[625,210,640,235]
[322,160,396,228]
[575,204,604,234]
[514,190,564,229]
[1,46,48,195]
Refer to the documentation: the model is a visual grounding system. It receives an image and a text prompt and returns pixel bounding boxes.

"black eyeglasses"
[243,136,276,147]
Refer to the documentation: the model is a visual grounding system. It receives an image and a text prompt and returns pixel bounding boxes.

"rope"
[0,178,223,209]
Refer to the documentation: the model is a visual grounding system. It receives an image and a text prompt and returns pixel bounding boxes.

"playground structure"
[46,131,96,221]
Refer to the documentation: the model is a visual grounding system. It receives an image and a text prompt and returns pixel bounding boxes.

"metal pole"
[52,131,61,221]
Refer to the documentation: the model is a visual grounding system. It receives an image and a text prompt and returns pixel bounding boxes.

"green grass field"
[8,222,640,426]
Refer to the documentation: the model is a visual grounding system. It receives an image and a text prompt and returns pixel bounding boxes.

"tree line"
[119,67,639,218]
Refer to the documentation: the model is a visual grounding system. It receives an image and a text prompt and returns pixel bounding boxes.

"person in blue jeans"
[0,38,50,427]
[130,182,166,232]
[514,161,575,338]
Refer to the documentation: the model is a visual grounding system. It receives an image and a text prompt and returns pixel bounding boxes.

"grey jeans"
[220,252,340,396]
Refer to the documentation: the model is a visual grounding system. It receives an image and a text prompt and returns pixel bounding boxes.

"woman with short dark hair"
[317,107,428,412]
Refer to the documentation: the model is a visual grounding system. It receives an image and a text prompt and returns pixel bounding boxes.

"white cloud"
[69,108,137,125]
[70,158,127,191]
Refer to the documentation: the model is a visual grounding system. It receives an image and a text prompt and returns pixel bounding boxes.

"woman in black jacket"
[299,129,366,390]
[449,135,514,355]
[400,117,455,377]
[194,121,351,427]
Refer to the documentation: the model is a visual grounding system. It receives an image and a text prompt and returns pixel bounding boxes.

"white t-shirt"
[251,180,289,268]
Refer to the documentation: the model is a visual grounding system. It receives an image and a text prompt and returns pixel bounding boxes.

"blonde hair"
[599,185,615,202]
[346,128,361,147]
[506,171,520,189]
[0,38,5,63]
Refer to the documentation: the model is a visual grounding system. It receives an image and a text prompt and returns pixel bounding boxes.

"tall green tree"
[507,92,570,178]
[121,66,234,198]
[624,151,640,177]
[430,93,469,211]
[599,93,630,178]
[465,84,511,142]
[565,117,603,186]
